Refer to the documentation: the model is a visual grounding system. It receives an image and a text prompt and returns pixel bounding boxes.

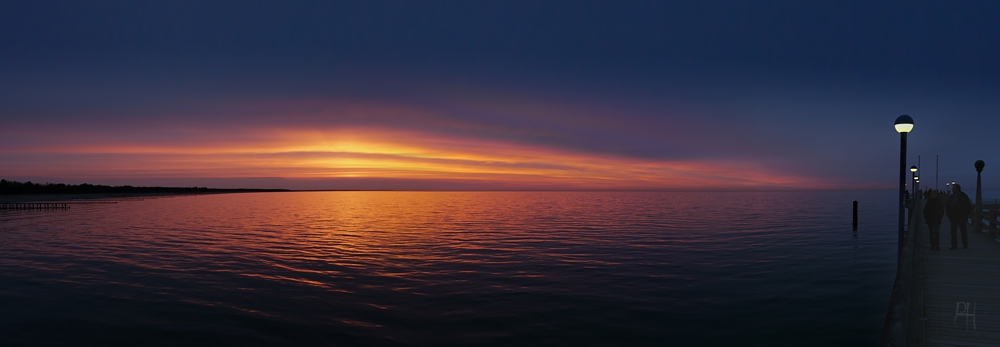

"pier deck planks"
[917,211,1000,347]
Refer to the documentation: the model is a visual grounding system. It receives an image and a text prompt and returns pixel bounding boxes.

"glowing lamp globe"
[894,115,914,133]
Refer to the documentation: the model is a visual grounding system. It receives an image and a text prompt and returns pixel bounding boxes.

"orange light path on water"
[0,127,829,190]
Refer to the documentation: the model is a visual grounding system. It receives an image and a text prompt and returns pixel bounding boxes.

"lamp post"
[895,115,913,261]
[975,160,985,232]
[910,166,918,197]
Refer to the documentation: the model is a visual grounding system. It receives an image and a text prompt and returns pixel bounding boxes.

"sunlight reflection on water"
[1,191,897,346]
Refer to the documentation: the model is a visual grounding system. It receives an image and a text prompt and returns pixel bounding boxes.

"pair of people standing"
[923,184,972,250]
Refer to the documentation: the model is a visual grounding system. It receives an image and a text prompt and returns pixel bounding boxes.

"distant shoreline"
[0,190,289,203]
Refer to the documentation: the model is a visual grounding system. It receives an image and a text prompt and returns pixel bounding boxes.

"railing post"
[992,209,999,238]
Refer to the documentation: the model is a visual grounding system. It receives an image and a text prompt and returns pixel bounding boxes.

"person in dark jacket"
[946,184,973,249]
[923,190,945,250]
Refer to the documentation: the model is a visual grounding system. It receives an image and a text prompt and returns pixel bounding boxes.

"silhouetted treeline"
[0,179,289,195]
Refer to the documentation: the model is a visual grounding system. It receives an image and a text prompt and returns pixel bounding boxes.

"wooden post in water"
[853,200,858,229]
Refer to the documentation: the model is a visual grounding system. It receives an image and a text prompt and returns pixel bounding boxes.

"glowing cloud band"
[0,125,828,190]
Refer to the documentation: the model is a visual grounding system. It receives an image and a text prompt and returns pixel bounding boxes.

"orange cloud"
[0,125,831,190]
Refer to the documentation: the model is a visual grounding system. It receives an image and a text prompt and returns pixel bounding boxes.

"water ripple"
[1,191,897,346]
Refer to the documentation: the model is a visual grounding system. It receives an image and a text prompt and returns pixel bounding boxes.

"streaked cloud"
[0,118,827,190]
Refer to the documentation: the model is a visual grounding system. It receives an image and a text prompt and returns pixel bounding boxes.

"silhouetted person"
[947,183,972,249]
[923,190,945,251]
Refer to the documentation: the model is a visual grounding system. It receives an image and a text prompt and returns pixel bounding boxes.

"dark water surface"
[1,191,897,346]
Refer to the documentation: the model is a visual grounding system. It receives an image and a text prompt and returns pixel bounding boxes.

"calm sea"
[1,191,898,346]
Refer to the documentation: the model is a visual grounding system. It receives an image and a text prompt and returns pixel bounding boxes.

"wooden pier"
[882,197,1000,346]
[0,202,70,210]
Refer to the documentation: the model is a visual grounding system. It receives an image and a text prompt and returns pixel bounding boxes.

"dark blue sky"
[2,1,999,189]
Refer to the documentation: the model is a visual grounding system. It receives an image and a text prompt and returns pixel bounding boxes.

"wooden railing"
[975,206,1000,240]
[880,198,924,346]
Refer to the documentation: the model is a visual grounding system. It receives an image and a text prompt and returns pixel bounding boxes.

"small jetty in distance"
[0,202,70,210]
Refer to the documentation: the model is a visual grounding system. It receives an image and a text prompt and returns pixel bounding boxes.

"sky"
[1,1,999,190]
